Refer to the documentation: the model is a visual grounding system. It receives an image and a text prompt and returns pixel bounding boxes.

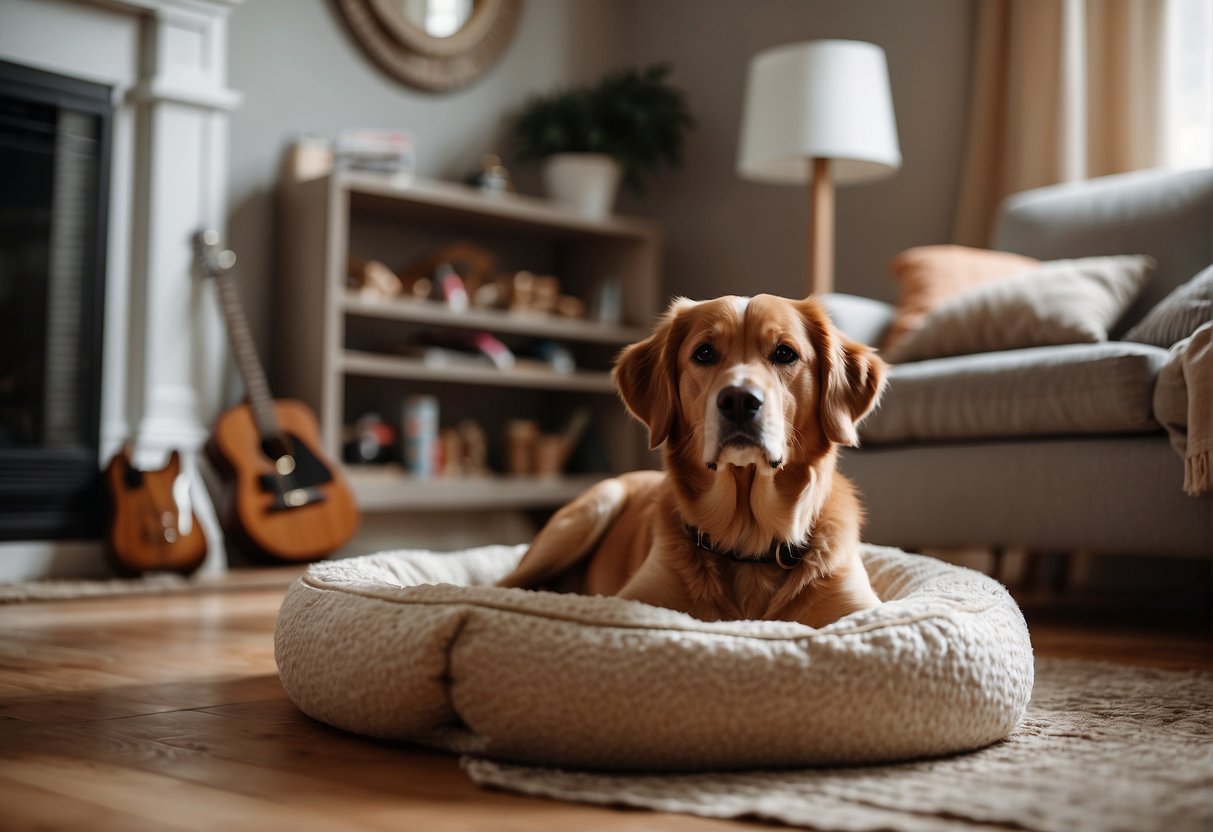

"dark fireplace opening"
[0,61,111,540]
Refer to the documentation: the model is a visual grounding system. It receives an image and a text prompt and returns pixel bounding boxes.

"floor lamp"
[737,40,901,296]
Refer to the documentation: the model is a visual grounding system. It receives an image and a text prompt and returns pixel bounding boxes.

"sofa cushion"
[1125,264,1213,347]
[861,342,1169,445]
[881,246,1039,350]
[882,256,1155,364]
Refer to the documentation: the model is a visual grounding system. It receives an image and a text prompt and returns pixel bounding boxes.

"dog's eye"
[692,343,718,365]
[771,344,799,365]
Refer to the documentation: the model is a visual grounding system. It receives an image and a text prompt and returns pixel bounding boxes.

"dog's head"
[614,295,886,472]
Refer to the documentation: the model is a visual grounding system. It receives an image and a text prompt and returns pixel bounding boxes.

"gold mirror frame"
[335,0,522,92]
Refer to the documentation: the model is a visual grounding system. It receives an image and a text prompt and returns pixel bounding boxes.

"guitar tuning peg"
[201,229,220,246]
[218,250,237,269]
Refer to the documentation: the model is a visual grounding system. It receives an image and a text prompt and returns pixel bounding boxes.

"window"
[1165,0,1213,168]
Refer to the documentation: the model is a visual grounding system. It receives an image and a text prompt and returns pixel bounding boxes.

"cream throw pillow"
[1125,264,1213,347]
[883,255,1155,364]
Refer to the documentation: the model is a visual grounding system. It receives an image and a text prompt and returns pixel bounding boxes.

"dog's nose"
[717,386,764,423]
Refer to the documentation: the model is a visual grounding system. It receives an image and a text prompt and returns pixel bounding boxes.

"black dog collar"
[684,524,809,570]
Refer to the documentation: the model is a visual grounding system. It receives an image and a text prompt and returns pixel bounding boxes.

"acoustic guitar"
[194,231,359,562]
[104,443,208,576]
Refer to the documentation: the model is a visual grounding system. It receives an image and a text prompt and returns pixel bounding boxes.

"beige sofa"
[826,168,1212,558]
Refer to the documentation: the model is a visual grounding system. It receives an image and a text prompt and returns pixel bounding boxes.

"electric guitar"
[194,230,359,562]
[104,444,208,575]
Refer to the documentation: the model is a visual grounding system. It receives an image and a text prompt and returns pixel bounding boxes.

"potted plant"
[511,64,694,218]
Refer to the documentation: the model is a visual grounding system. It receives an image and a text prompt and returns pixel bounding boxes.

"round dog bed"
[275,544,1033,771]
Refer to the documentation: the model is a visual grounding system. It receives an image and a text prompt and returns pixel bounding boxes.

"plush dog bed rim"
[295,573,1004,642]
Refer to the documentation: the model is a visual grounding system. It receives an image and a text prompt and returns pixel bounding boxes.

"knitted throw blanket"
[1155,322,1213,496]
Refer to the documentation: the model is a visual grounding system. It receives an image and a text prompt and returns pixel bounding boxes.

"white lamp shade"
[737,40,901,185]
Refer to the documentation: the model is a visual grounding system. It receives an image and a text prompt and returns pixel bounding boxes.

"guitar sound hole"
[257,432,334,493]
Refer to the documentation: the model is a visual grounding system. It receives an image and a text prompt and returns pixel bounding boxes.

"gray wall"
[226,0,975,371]
[615,0,976,306]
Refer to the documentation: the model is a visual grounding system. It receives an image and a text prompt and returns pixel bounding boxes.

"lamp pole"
[808,156,834,297]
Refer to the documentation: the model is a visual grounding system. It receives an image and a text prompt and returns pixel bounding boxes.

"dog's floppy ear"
[613,300,691,449]
[802,300,887,447]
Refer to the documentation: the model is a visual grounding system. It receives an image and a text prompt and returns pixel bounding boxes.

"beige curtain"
[953,0,1168,246]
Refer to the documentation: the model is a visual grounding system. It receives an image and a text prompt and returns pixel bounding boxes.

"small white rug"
[0,574,192,603]
[463,658,1212,832]
[0,570,297,603]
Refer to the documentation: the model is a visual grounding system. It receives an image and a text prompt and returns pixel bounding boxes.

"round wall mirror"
[335,0,522,92]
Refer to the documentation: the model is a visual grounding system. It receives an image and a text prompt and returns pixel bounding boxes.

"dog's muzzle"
[707,385,781,470]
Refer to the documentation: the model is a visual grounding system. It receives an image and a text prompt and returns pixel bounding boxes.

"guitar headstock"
[192,229,237,280]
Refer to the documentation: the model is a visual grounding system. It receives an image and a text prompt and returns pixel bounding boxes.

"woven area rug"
[0,569,298,603]
[463,658,1213,832]
[0,574,193,603]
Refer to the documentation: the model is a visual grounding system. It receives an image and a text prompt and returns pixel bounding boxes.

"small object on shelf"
[538,275,563,313]
[343,412,397,464]
[395,343,492,368]
[409,276,433,300]
[471,331,514,369]
[593,275,623,325]
[402,395,439,478]
[505,408,592,478]
[345,256,363,290]
[532,341,576,374]
[399,241,497,297]
[543,407,593,475]
[458,419,490,475]
[335,128,414,184]
[436,263,469,312]
[439,419,491,477]
[348,256,405,298]
[506,419,539,476]
[555,295,587,319]
[533,434,567,477]
[530,275,560,313]
[509,270,537,311]
[439,428,463,476]
[533,408,592,477]
[285,135,333,183]
[508,271,560,314]
[468,270,587,321]
[471,278,509,310]
[467,153,514,194]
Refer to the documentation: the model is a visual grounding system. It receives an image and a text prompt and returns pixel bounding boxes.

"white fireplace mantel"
[0,0,242,578]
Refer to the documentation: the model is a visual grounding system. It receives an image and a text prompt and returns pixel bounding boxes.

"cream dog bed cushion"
[275,544,1033,771]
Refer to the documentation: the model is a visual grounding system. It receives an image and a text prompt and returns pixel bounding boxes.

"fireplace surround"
[0,0,241,578]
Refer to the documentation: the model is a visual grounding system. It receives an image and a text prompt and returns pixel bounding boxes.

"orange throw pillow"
[882,245,1039,351]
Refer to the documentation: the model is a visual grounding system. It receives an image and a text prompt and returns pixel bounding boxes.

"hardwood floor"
[0,569,1208,831]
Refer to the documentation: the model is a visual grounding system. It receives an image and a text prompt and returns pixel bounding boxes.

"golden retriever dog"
[499,294,887,627]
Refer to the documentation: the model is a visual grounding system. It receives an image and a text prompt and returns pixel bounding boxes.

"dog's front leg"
[798,558,881,628]
[498,478,629,589]
[614,554,694,615]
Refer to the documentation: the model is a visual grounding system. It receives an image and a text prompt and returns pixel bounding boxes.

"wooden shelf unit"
[346,470,610,512]
[277,172,660,513]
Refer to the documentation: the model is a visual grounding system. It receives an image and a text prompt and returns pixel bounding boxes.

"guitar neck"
[213,269,281,438]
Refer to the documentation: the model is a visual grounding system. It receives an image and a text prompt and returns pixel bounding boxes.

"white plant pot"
[542,153,622,219]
